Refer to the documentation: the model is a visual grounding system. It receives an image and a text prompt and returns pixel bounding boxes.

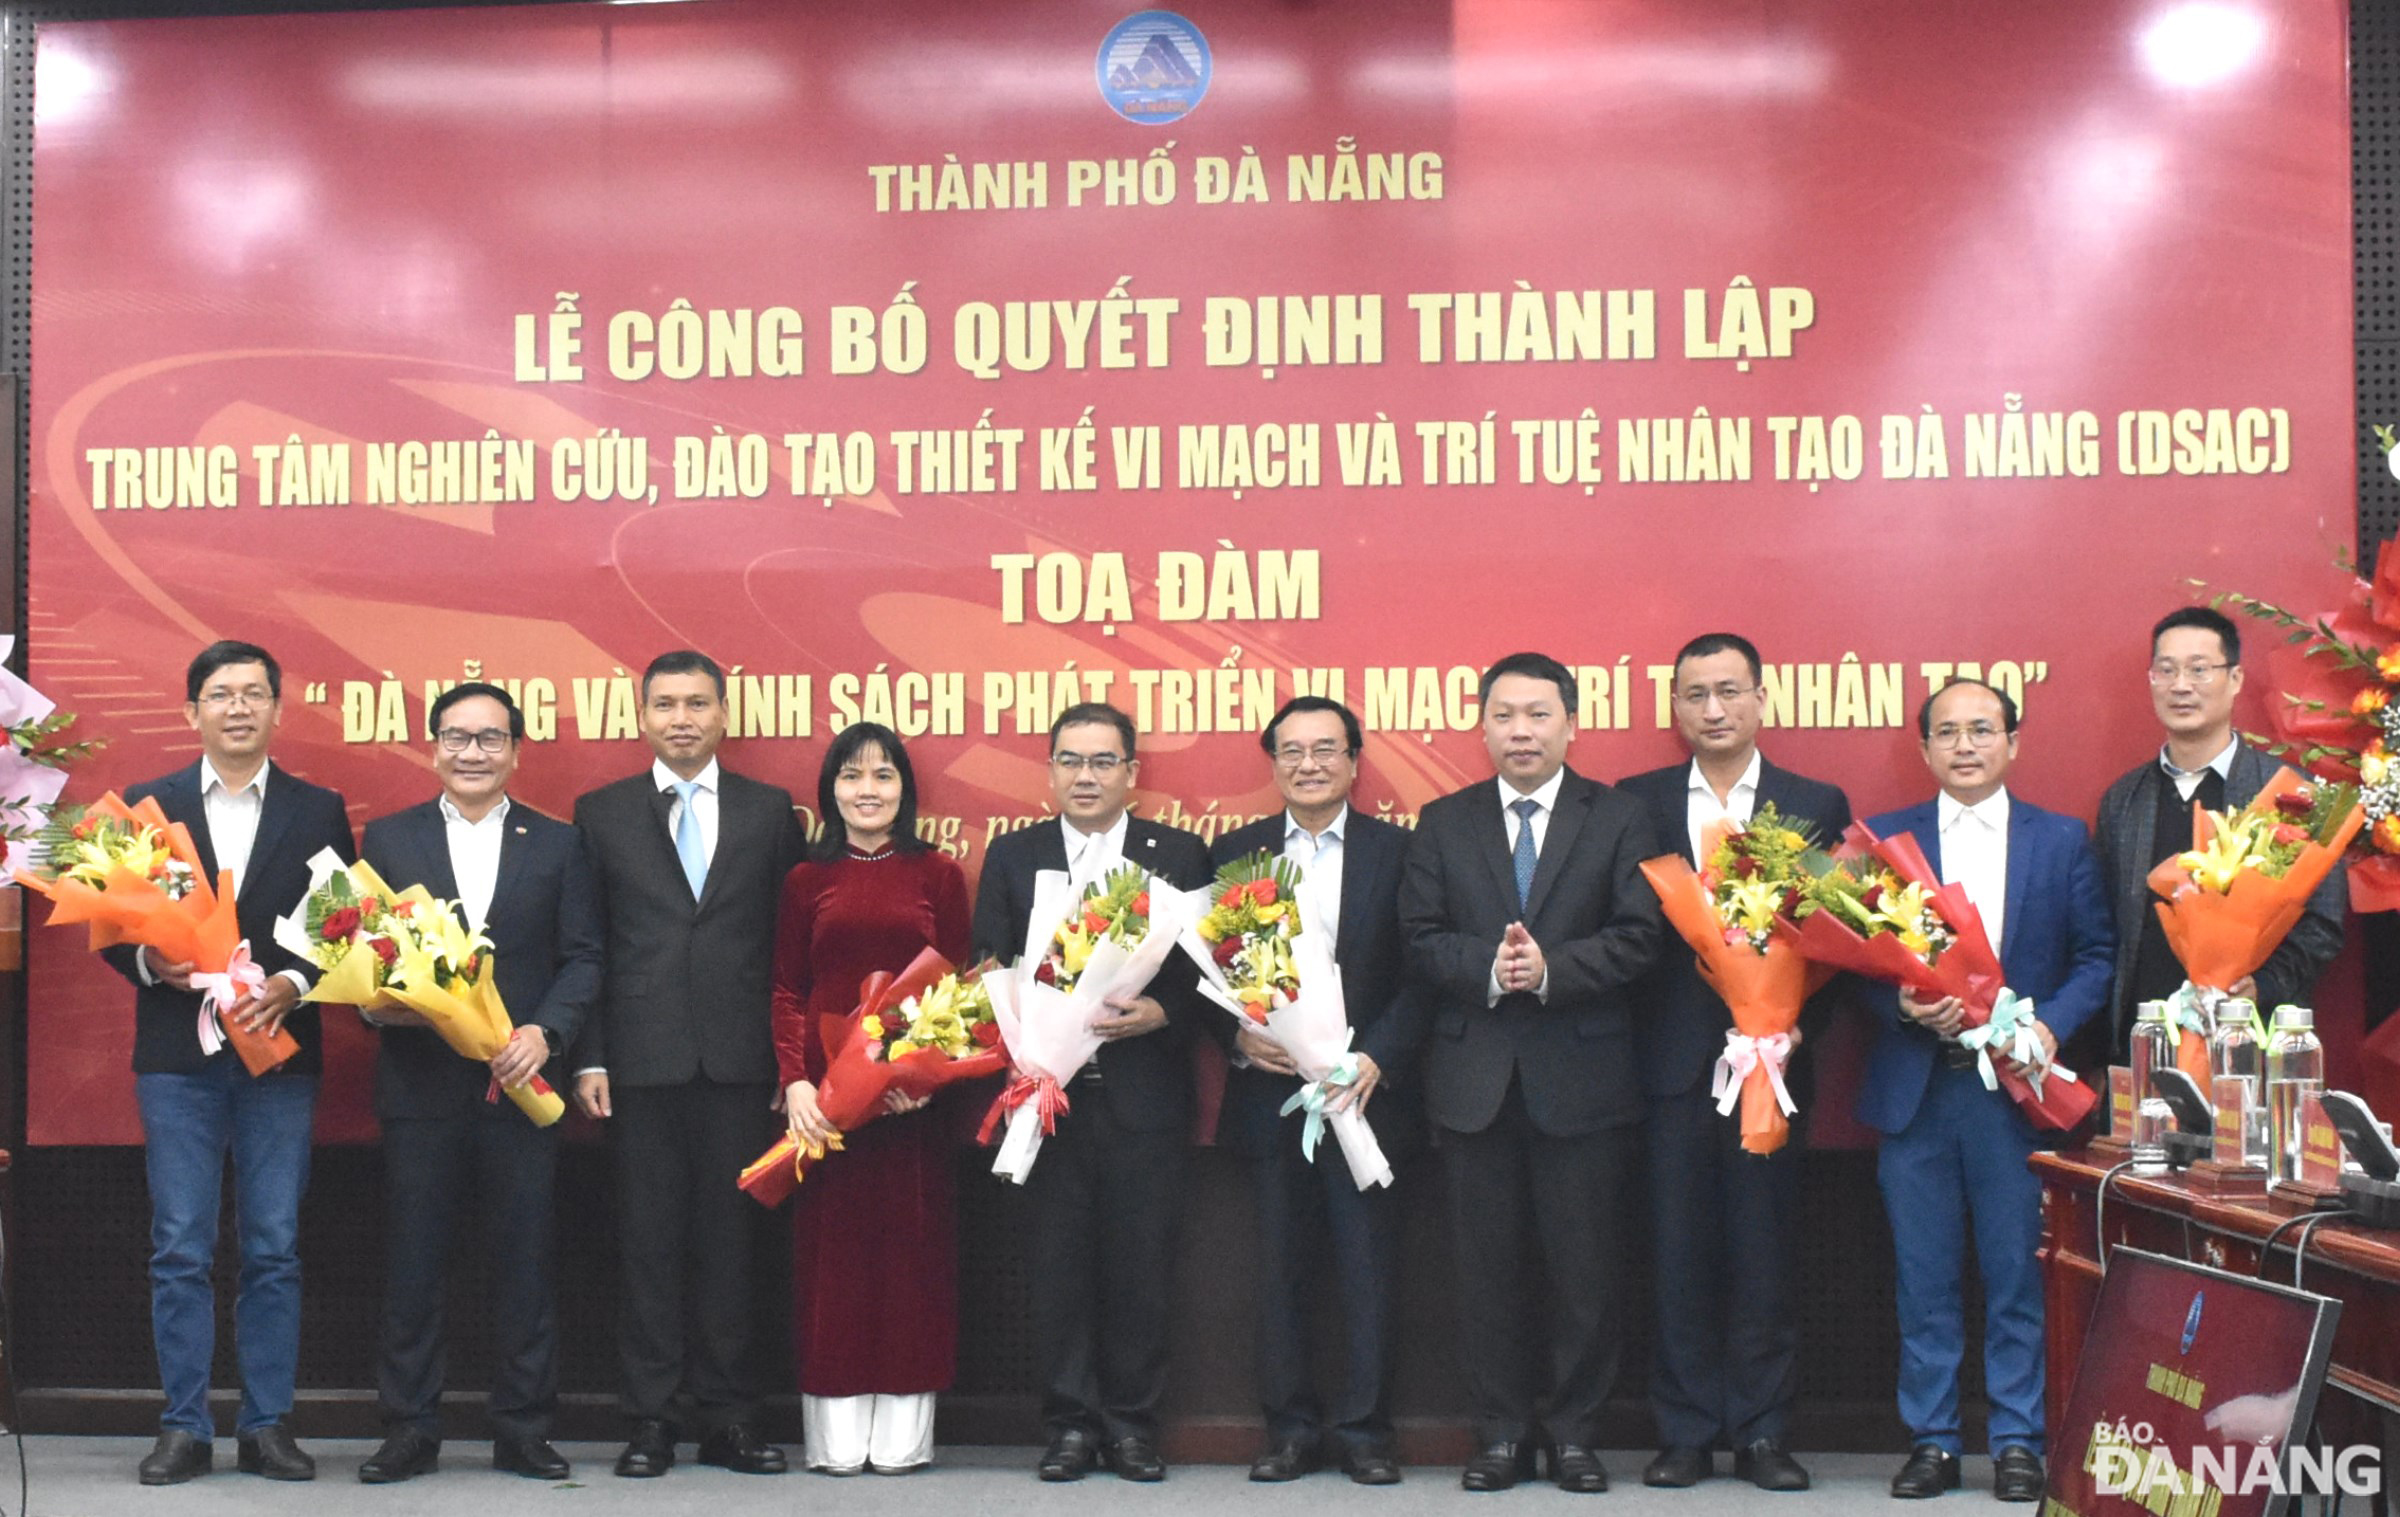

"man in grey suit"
[1399,652,1665,1495]
[571,651,808,1479]
[2080,607,2346,1074]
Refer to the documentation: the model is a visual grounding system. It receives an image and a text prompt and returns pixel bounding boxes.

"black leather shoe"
[138,1430,213,1486]
[1342,1447,1402,1485]
[1891,1444,1962,1498]
[1549,1443,1610,1493]
[1037,1427,1099,1482]
[1461,1441,1533,1492]
[1992,1446,2044,1503]
[1106,1435,1167,1482]
[357,1427,438,1485]
[494,1435,571,1481]
[1644,1445,1711,1487]
[237,1423,317,1482]
[1250,1438,1321,1481]
[1736,1438,1811,1492]
[697,1423,787,1474]
[614,1419,676,1479]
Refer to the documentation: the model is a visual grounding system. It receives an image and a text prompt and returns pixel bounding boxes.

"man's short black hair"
[1259,695,1363,757]
[641,649,726,702]
[427,681,524,742]
[1049,702,1137,759]
[2151,606,2241,667]
[186,640,280,703]
[1478,652,1576,713]
[1672,632,1763,686]
[1916,676,2021,740]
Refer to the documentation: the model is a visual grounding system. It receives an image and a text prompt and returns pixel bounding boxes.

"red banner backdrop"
[25,0,2354,1143]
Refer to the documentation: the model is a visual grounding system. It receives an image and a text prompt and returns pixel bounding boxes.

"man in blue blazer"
[1856,679,2113,1503]
[353,683,601,1485]
[106,640,356,1486]
[1620,633,1851,1493]
[1210,696,1428,1487]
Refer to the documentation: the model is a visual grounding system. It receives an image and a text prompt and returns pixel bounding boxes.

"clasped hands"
[1898,987,2056,1074]
[1493,921,1545,996]
[1236,1025,1381,1114]
[144,945,297,1037]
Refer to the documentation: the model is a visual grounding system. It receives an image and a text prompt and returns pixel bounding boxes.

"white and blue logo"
[2180,1291,2204,1355]
[1098,11,1211,125]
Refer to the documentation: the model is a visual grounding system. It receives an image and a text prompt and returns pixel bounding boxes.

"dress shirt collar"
[1286,804,1350,846]
[1685,749,1763,802]
[1496,766,1567,816]
[199,757,268,800]
[439,793,512,828]
[1937,787,2012,835]
[652,756,720,795]
[1061,807,1131,859]
[2158,736,2238,785]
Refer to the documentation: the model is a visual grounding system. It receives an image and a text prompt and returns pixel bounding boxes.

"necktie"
[673,780,707,899]
[1511,798,1539,911]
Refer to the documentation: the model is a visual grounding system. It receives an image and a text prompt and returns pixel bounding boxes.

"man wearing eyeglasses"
[1619,634,1850,1494]
[1857,679,2113,1502]
[1208,696,1428,1486]
[2077,606,2344,1074]
[969,702,1211,1483]
[352,683,601,1485]
[110,640,356,1486]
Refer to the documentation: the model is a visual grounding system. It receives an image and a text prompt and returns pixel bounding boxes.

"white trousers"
[802,1392,936,1472]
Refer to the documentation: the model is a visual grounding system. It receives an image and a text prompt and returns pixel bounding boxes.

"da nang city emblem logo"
[1098,11,1211,124]
[2179,1291,2204,1355]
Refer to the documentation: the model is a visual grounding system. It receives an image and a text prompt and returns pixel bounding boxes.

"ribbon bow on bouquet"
[1277,1039,1373,1167]
[1712,1031,1797,1121]
[1956,988,2075,1102]
[190,940,269,1058]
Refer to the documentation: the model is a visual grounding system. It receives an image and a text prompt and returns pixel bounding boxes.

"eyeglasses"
[2148,660,2233,687]
[1273,742,1352,767]
[1675,683,1758,710]
[196,687,273,711]
[1929,722,2007,748]
[1051,752,1124,775]
[436,727,512,755]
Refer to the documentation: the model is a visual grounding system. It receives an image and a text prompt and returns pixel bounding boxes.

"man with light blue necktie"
[1398,652,1665,1495]
[570,651,807,1481]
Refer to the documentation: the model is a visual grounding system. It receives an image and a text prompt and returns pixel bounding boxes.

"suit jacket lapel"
[490,803,531,924]
[647,780,696,912]
[1480,783,1523,914]
[236,764,297,905]
[1525,773,1590,921]
[161,764,222,884]
[2117,765,2162,953]
[694,779,737,914]
[2001,803,2036,969]
[410,801,462,902]
[1336,814,1377,955]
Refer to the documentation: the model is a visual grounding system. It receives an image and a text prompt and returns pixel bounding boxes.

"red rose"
[1859,883,1883,909]
[390,899,417,918]
[1219,886,1245,911]
[1081,910,1109,935]
[321,906,361,941]
[1130,892,1150,916]
[2274,790,2315,818]
[1243,1004,1269,1025]
[884,1000,913,1026]
[972,1020,1001,1048]
[1249,879,1279,906]
[1780,888,1802,915]
[2272,823,2308,845]
[368,937,399,966]
[1733,855,1760,878]
[1211,935,1244,967]
[1034,959,1057,987]
[71,818,94,839]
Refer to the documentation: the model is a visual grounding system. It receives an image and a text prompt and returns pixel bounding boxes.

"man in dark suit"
[108,639,355,1486]
[2078,606,2344,1073]
[569,650,807,1479]
[1212,696,1428,1488]
[352,683,601,1485]
[1619,633,1850,1494]
[1857,679,2114,1503]
[969,701,1211,1483]
[1398,651,1665,1494]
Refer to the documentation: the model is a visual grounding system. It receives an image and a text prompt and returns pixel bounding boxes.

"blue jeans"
[135,1061,318,1438]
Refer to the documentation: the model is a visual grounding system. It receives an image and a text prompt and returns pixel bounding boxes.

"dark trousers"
[1441,1079,1630,1450]
[1253,1134,1400,1455]
[610,1079,776,1431]
[378,1109,559,1441]
[1644,1086,1802,1450]
[1027,1082,1187,1443]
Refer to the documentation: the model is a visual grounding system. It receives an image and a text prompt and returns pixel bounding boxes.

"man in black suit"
[969,702,1211,1483]
[352,683,601,1485]
[1619,633,1851,1494]
[569,650,807,1479]
[108,640,355,1486]
[1399,651,1665,1495]
[1212,696,1428,1487]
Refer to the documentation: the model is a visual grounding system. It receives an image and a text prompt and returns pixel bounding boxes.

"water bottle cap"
[2272,1003,2315,1030]
[2135,1000,2167,1023]
[2225,997,2257,1019]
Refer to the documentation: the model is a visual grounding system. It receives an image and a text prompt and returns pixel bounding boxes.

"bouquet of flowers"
[1179,851,1391,1189]
[1785,821,2095,1130]
[740,947,1007,1206]
[272,849,563,1125]
[0,635,100,874]
[2144,768,2361,1085]
[1637,805,1833,1156]
[982,864,1197,1183]
[16,790,296,1075]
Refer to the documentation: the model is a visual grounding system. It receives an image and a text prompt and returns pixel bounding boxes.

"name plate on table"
[2088,1066,2136,1159]
[2190,1075,2267,1196]
[2272,1094,2348,1207]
